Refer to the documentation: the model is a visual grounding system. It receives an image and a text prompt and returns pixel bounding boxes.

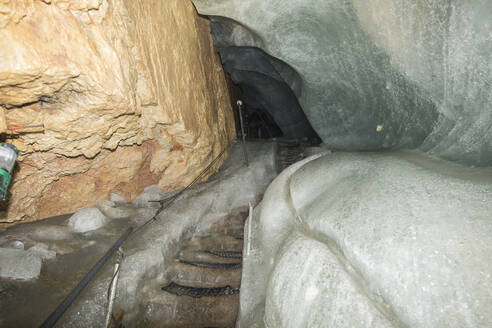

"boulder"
[67,207,108,233]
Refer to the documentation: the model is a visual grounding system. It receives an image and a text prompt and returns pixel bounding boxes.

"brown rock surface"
[0,0,236,223]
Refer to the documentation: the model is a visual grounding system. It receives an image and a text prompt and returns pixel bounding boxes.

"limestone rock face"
[0,0,235,223]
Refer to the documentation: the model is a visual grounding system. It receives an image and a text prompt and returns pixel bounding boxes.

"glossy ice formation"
[193,0,492,166]
[239,151,492,327]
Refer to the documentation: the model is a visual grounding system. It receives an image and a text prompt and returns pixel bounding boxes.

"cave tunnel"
[211,17,321,142]
[0,0,491,327]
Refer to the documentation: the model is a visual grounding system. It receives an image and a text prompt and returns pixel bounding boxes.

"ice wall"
[239,151,492,327]
[192,0,492,166]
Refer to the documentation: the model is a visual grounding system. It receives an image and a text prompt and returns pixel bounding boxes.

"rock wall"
[0,0,236,223]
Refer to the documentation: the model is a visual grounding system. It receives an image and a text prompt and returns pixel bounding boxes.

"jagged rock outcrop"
[0,0,235,223]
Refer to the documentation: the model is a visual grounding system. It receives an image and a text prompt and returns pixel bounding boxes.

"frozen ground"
[2,141,491,327]
[239,150,492,328]
[0,141,277,327]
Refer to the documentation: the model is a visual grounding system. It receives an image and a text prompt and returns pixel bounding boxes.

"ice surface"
[192,0,492,166]
[27,243,56,261]
[239,151,492,327]
[0,248,42,280]
[31,225,72,240]
[130,185,174,208]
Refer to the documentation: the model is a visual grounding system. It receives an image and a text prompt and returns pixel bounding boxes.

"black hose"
[40,227,133,328]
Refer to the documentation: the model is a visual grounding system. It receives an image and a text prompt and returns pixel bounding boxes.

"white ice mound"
[68,207,108,233]
[239,151,492,328]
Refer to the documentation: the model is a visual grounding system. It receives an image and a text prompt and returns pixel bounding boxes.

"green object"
[0,168,11,200]
[0,143,18,200]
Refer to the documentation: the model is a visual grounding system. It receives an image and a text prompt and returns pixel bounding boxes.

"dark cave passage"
[211,17,320,143]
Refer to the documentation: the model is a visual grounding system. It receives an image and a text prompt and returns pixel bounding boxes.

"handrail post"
[237,100,249,167]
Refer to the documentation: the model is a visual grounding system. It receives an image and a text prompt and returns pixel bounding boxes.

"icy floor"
[3,141,489,328]
[0,141,278,327]
[0,212,138,327]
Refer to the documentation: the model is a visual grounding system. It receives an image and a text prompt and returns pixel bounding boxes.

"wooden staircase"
[138,207,248,327]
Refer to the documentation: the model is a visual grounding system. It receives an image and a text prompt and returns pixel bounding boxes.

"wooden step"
[178,249,242,265]
[137,291,238,328]
[184,234,244,253]
[162,282,239,298]
[168,262,242,289]
[207,221,245,238]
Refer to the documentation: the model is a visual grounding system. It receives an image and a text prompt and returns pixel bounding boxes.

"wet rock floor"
[0,212,144,327]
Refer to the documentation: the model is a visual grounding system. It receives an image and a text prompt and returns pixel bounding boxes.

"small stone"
[28,243,56,260]
[0,248,42,280]
[9,240,24,250]
[67,207,108,233]
[109,192,126,204]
